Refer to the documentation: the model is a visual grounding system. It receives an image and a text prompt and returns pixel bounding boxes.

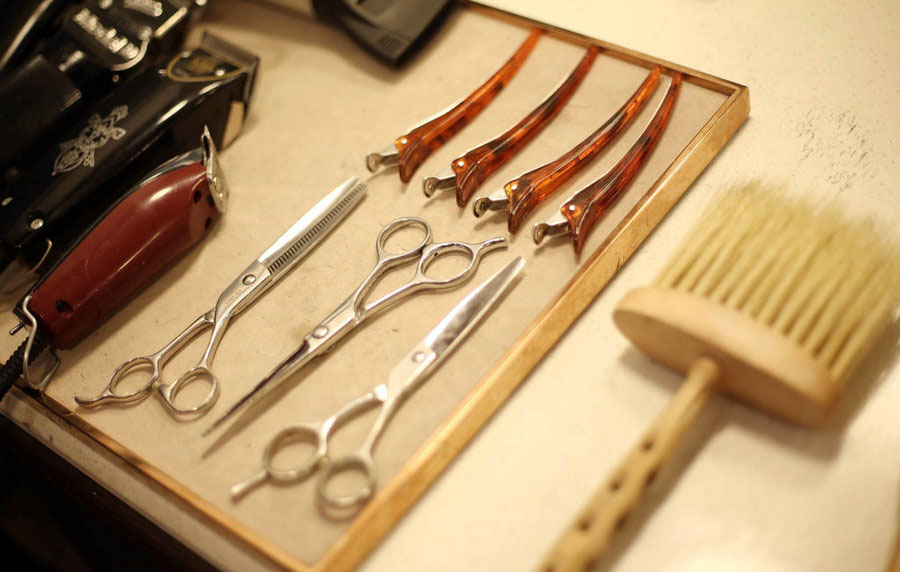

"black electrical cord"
[0,329,48,400]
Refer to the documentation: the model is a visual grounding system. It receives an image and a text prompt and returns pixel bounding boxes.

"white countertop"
[3,1,897,571]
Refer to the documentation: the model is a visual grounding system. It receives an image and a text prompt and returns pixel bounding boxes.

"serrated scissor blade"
[258,177,366,277]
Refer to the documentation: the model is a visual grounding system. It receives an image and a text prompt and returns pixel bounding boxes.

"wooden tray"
[0,0,748,569]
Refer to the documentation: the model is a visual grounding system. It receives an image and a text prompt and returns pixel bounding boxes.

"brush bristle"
[656,183,900,384]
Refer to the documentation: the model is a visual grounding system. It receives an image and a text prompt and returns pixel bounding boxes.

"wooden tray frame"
[9,2,749,570]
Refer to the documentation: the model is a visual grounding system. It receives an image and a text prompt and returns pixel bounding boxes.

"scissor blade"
[202,340,316,437]
[257,177,367,277]
[423,257,524,363]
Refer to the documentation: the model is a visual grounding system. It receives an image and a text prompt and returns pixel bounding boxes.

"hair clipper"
[0,129,226,396]
[0,0,75,75]
[269,0,452,66]
[0,32,257,289]
[0,0,206,175]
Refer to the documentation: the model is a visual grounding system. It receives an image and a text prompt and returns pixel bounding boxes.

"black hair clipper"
[0,0,205,176]
[0,0,75,75]
[270,0,453,66]
[0,32,258,289]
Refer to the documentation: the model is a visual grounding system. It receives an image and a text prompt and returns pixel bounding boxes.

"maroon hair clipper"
[0,127,226,397]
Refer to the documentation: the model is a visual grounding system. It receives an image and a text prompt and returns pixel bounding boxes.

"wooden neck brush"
[540,184,900,571]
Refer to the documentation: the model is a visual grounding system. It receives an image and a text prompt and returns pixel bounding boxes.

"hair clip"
[423,45,599,206]
[533,72,682,254]
[472,66,662,232]
[366,28,542,183]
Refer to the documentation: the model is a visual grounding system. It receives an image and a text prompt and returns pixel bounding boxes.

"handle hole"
[269,432,319,472]
[380,223,427,255]
[55,300,73,315]
[193,190,202,203]
[170,370,215,411]
[577,514,593,531]
[321,460,371,501]
[421,249,472,281]
[111,361,155,396]
[204,217,212,229]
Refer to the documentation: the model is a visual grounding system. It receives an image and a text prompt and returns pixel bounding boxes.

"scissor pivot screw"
[412,352,426,363]
[242,274,256,285]
[313,326,329,338]
[29,218,44,230]
[1,197,11,206]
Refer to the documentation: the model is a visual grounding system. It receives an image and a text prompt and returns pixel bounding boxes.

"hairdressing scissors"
[75,177,367,415]
[230,257,524,508]
[203,217,508,437]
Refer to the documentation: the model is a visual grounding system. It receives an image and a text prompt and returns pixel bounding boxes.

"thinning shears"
[75,177,367,415]
[230,257,524,508]
[203,217,507,437]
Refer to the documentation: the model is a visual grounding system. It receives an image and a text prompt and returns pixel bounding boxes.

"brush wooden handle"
[539,358,719,572]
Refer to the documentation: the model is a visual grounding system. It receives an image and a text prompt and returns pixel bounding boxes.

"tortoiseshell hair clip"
[366,28,542,183]
[472,66,662,232]
[423,45,599,207]
[533,72,682,254]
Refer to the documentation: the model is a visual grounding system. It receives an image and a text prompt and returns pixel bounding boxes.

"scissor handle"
[373,217,432,267]
[261,423,329,484]
[317,450,378,510]
[75,312,213,410]
[75,356,160,408]
[415,237,508,288]
[362,236,508,318]
[229,391,382,500]
[157,365,220,415]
